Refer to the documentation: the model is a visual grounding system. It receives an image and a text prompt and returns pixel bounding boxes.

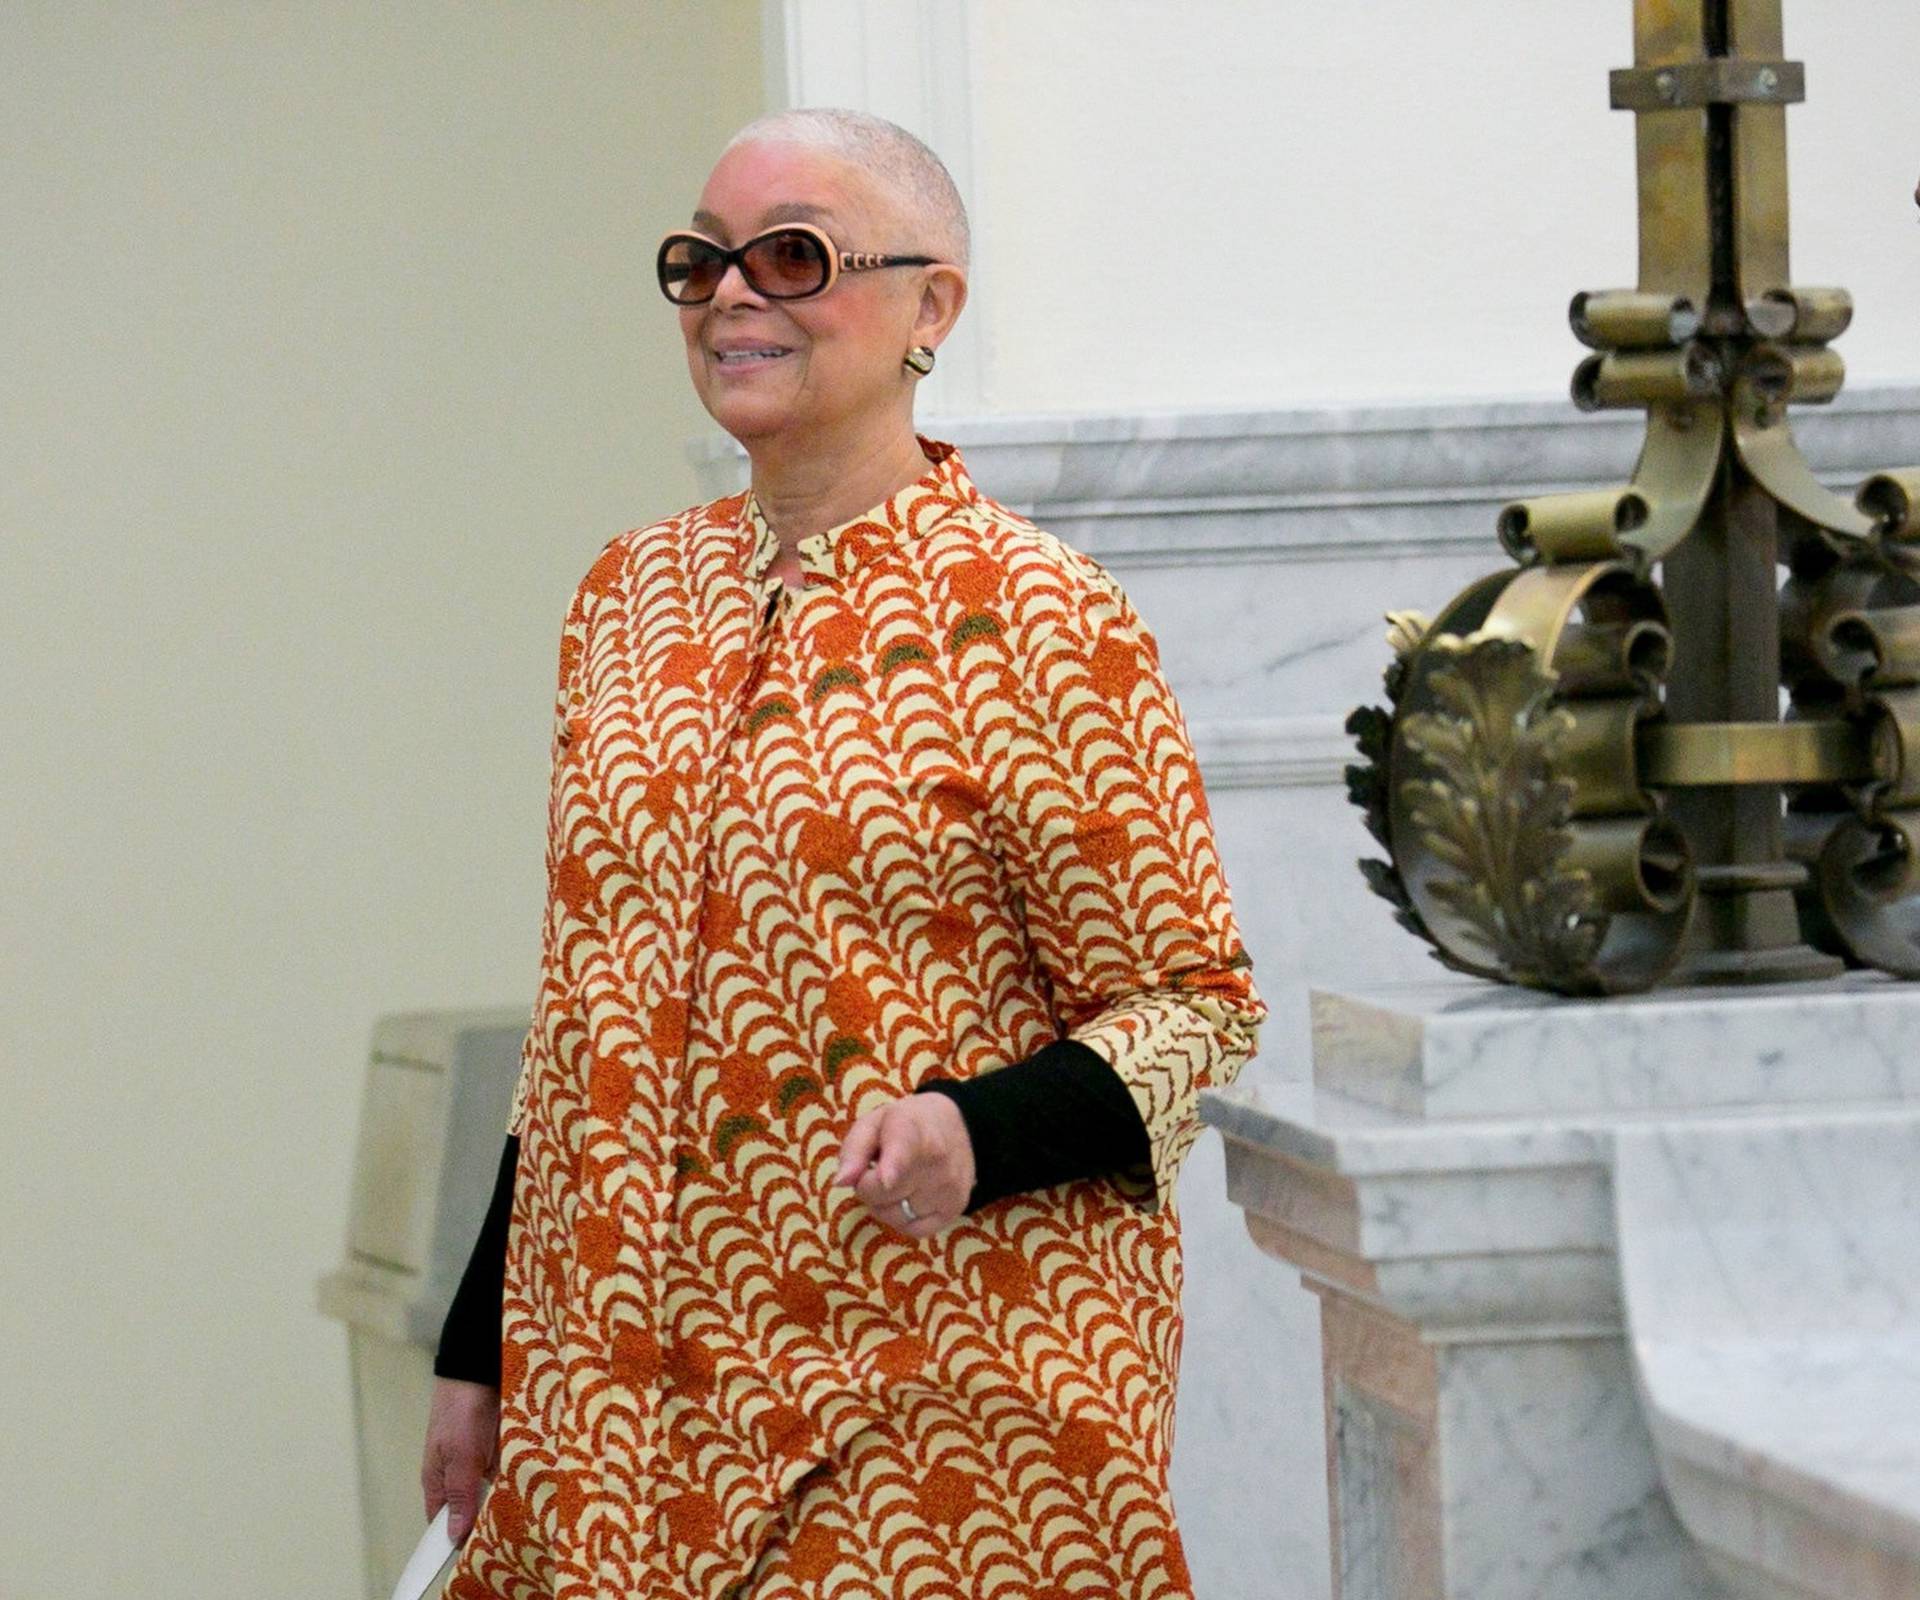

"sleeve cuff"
[914,1039,1151,1213]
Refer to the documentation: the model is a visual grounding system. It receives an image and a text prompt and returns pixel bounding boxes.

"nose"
[710,259,766,312]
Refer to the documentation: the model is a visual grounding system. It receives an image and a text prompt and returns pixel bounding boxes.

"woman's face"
[678,140,932,451]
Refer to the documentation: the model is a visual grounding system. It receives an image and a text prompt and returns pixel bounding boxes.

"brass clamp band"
[1637,719,1872,787]
[1609,59,1805,111]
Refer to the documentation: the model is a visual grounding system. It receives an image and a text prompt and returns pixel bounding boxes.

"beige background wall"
[0,5,760,1595]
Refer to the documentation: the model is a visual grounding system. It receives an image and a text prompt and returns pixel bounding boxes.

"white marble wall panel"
[690,386,1920,731]
[1110,551,1495,726]
[678,388,1920,1600]
[1434,1337,1711,1600]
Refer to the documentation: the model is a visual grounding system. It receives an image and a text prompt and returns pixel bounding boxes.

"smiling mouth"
[712,346,793,367]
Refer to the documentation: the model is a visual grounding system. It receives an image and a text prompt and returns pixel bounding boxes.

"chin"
[700,382,824,450]
[704,398,793,447]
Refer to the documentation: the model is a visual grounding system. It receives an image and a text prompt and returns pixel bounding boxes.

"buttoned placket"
[629,529,806,1596]
[641,456,963,1590]
[664,500,794,1162]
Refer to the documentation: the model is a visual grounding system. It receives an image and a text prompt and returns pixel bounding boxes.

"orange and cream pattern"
[447,440,1265,1599]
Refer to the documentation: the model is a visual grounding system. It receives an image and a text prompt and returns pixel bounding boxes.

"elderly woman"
[422,108,1265,1599]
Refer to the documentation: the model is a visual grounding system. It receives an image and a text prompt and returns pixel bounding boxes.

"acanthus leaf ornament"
[1398,636,1602,992]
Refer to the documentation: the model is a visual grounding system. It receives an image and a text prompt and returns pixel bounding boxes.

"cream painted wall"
[964,0,1920,411]
[0,5,758,1596]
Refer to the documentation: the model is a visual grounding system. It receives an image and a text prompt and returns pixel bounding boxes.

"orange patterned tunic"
[447,439,1265,1599]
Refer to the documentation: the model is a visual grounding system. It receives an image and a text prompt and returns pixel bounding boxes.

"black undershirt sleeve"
[432,1132,519,1387]
[913,1040,1150,1213]
[432,1045,1150,1388]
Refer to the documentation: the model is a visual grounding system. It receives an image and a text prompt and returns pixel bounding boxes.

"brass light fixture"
[1349,0,1920,995]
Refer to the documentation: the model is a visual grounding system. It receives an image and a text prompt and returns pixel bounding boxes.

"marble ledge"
[1202,1073,1609,1178]
[1202,1063,1920,1181]
[1203,1072,1627,1333]
[686,383,1920,525]
[1200,1020,1920,1342]
[1311,973,1920,1120]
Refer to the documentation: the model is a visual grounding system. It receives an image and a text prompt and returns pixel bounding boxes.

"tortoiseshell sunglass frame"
[656,222,939,306]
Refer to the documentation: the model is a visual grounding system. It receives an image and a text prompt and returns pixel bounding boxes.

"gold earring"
[903,345,937,376]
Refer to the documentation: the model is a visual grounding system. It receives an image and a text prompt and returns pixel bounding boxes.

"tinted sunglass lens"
[744,230,829,297]
[660,238,725,303]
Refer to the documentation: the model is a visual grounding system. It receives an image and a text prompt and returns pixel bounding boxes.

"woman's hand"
[421,1377,501,1543]
[833,1092,974,1237]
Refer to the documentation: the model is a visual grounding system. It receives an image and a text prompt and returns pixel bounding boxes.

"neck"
[747,416,931,548]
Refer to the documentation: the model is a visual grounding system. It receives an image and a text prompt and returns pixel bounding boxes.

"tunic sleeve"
[505,557,602,1138]
[981,556,1266,1214]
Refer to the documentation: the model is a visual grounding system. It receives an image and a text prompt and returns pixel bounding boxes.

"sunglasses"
[656,223,938,306]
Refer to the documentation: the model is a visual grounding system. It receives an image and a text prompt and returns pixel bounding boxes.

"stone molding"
[1206,978,1920,1598]
[689,383,1920,563]
[686,385,1920,795]
[756,0,986,413]
[1189,715,1356,791]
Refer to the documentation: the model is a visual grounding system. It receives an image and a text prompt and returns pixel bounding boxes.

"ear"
[911,264,969,355]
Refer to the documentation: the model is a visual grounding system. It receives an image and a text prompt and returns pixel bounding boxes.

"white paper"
[389,1504,461,1600]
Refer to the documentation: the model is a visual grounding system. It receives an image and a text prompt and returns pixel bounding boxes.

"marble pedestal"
[1199,976,1920,1600]
[317,1008,528,1600]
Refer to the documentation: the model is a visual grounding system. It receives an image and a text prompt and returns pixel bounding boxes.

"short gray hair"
[724,108,970,268]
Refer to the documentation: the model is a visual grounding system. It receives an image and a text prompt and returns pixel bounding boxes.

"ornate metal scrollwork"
[1779,524,1920,974]
[1354,563,1691,993]
[1349,0,1920,996]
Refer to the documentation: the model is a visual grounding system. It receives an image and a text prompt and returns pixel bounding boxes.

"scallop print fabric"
[446,439,1266,1599]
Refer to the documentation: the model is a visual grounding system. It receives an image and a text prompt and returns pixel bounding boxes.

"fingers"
[422,1448,446,1524]
[834,1107,883,1187]
[422,1441,487,1542]
[835,1098,970,1234]
[422,1379,501,1544]
[442,1451,485,1544]
[850,1105,920,1207]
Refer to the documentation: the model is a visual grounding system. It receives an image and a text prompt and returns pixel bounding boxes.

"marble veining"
[687,386,1920,532]
[1204,981,1920,1598]
[1436,1338,1709,1599]
[1616,1114,1920,1596]
[678,392,1920,1600]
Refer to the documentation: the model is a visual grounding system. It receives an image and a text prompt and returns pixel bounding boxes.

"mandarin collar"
[738,436,980,593]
